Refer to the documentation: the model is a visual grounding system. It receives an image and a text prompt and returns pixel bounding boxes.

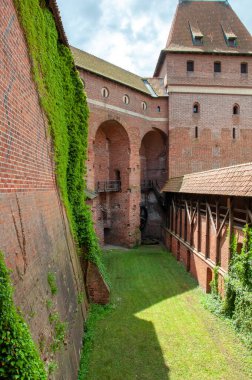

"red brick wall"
[0,2,87,378]
[165,53,252,87]
[169,91,252,177]
[79,69,169,245]
[160,52,252,178]
[163,229,227,293]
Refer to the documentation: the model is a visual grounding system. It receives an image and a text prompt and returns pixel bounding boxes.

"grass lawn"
[80,246,252,380]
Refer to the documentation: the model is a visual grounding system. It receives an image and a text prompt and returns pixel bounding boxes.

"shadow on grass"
[83,246,198,380]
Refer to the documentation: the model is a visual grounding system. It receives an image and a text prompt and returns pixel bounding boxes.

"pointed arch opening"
[233,104,240,115]
[94,120,130,245]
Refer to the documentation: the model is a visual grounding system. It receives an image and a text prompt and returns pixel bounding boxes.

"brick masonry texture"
[77,1,252,286]
[80,69,168,245]
[0,2,87,379]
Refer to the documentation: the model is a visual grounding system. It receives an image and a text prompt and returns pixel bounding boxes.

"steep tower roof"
[154,0,252,76]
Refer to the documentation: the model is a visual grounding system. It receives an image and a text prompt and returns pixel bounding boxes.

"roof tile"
[162,162,252,197]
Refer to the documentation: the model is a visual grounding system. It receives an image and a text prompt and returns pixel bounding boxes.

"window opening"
[141,101,147,110]
[123,95,130,104]
[214,62,221,73]
[101,87,109,98]
[187,60,194,72]
[157,106,161,113]
[189,22,203,46]
[232,127,236,139]
[227,37,237,47]
[115,170,121,181]
[195,126,198,138]
[233,104,240,115]
[241,63,248,74]
[193,103,199,114]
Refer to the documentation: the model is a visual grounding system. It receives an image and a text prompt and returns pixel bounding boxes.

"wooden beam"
[185,201,192,224]
[247,208,252,224]
[206,202,217,234]
[217,209,229,238]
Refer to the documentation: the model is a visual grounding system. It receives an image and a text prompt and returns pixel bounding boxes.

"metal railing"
[96,180,121,193]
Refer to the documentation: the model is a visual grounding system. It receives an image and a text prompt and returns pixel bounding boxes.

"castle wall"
[164,52,252,177]
[79,69,169,245]
[169,91,252,177]
[0,2,87,378]
[166,53,252,87]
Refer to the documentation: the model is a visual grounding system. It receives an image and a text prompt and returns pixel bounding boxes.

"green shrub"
[49,312,68,353]
[47,272,58,296]
[0,252,46,379]
[206,225,252,348]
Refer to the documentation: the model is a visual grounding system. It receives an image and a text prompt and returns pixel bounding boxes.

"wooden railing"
[96,180,121,193]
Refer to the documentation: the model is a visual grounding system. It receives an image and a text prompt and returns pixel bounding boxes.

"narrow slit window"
[187,60,194,72]
[214,61,221,73]
[232,127,236,139]
[195,126,198,139]
[241,63,248,74]
[157,106,161,113]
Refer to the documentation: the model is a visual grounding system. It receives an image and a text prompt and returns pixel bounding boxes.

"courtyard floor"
[80,246,252,380]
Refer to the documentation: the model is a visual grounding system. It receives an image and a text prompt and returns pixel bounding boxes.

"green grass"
[79,246,252,380]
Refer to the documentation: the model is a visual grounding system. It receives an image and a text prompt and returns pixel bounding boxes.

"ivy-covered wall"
[0,252,47,379]
[13,0,105,277]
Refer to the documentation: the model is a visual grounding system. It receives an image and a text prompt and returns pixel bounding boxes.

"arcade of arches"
[89,121,168,246]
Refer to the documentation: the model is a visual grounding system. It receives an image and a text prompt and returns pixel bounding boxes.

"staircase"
[141,180,167,210]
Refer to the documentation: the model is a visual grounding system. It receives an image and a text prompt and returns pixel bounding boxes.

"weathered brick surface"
[86,261,110,304]
[165,53,252,178]
[80,69,168,245]
[0,2,87,378]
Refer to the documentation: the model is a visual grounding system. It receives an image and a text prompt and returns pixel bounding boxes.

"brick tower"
[154,0,252,177]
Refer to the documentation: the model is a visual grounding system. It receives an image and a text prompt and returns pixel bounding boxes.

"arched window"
[233,104,240,115]
[123,94,130,105]
[193,103,199,114]
[101,87,109,98]
[141,101,147,110]
[157,106,161,113]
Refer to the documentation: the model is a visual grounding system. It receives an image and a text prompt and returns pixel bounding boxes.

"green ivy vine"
[223,225,252,346]
[0,252,47,379]
[208,225,252,347]
[13,0,106,279]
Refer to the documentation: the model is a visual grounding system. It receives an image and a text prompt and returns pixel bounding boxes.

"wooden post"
[197,201,201,252]
[215,201,220,265]
[184,200,187,241]
[228,197,233,262]
[205,201,210,259]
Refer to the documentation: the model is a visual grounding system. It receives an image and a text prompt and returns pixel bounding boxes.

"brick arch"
[140,129,167,188]
[94,120,130,190]
[93,120,131,246]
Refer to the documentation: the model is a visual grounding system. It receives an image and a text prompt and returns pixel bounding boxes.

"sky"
[57,0,252,77]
